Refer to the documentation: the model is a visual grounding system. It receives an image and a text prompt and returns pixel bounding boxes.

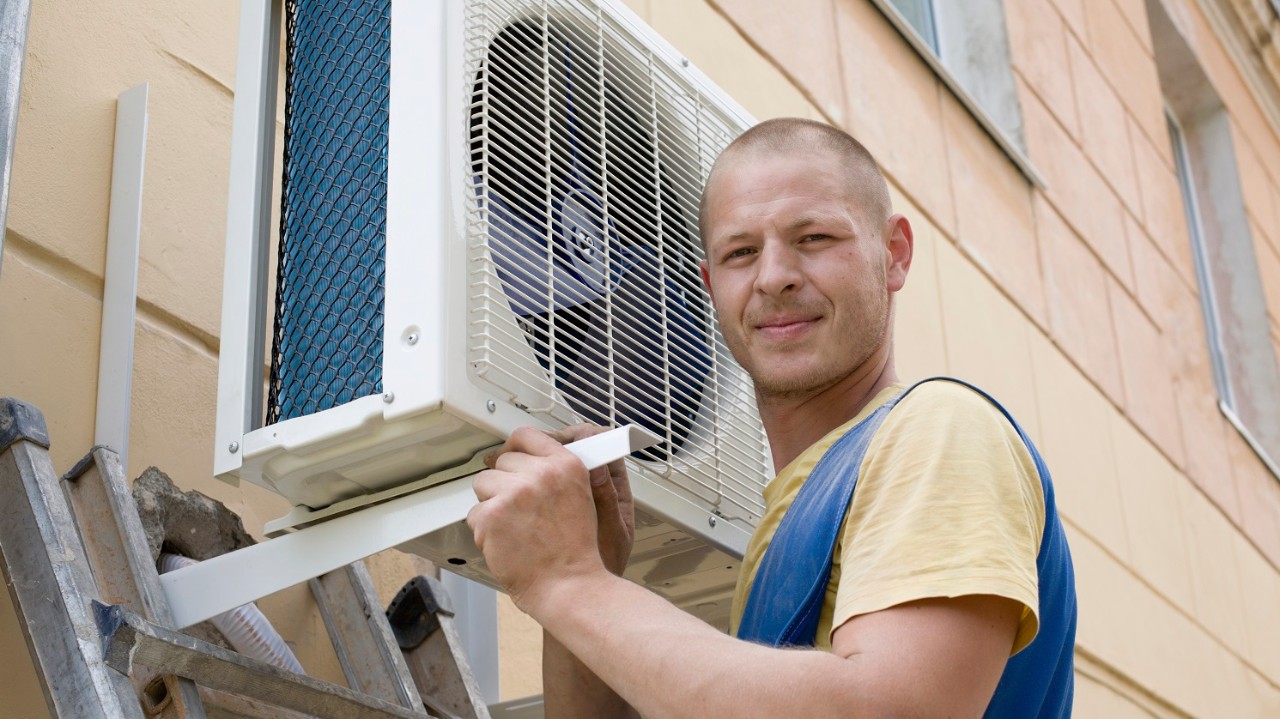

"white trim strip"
[95,83,149,469]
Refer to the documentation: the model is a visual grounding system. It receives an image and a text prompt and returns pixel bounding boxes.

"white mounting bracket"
[162,425,660,628]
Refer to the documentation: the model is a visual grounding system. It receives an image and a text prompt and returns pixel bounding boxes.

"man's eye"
[802,234,829,242]
[726,247,754,259]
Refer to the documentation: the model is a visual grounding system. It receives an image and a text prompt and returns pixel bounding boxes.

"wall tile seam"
[2,228,105,301]
[1032,184,1157,322]
[135,297,219,360]
[1101,269,1131,408]
[1067,20,1170,169]
[1073,646,1197,718]
[1118,207,1155,328]
[1062,2,1151,101]
[1257,212,1280,260]
[158,48,235,100]
[703,0,847,128]
[1033,311,1198,480]
[1061,513,1280,695]
[934,79,975,309]
[1232,124,1280,193]
[1106,130,1202,300]
[1068,49,1148,232]
[944,233,1050,337]
[1010,58,1081,136]
[3,228,220,359]
[1105,0,1157,63]
[1188,448,1280,575]
[1243,197,1280,251]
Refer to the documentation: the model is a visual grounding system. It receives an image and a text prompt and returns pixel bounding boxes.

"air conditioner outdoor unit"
[213,0,768,631]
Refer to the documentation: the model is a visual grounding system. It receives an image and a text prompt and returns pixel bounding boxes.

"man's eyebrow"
[711,213,848,247]
[785,214,843,231]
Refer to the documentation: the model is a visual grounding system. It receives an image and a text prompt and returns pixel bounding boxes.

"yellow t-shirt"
[728,381,1044,653]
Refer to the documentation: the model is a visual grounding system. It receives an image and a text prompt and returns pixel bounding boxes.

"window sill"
[1220,400,1280,483]
[866,0,1047,191]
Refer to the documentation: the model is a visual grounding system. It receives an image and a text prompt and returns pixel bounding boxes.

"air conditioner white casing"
[215,0,768,630]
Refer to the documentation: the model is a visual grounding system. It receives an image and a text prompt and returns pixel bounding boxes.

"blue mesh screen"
[268,0,390,424]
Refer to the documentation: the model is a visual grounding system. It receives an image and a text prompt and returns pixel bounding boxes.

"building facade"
[2,0,1279,716]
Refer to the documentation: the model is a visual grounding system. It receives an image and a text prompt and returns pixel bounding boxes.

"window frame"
[867,0,1044,188]
[1166,108,1237,410]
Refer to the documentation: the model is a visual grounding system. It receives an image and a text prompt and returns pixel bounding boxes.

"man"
[467,118,1076,717]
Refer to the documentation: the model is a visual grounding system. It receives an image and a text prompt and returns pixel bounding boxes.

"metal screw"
[383,392,395,403]
[680,57,690,68]
[486,400,497,413]
[406,333,419,345]
[228,442,239,454]
[708,514,717,528]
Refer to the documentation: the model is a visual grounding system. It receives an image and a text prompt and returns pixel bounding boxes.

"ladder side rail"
[0,398,145,718]
[62,446,208,717]
[388,576,491,719]
[310,561,425,709]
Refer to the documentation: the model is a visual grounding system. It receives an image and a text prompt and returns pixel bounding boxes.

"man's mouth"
[753,314,821,340]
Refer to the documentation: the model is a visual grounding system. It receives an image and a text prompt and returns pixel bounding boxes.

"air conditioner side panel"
[383,0,453,423]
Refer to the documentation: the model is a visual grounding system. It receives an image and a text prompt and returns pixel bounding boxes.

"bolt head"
[708,514,717,528]
[407,333,419,345]
[486,400,497,413]
[228,442,239,454]
[382,392,395,403]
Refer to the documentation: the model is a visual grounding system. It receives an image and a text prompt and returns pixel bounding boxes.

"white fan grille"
[464,0,769,523]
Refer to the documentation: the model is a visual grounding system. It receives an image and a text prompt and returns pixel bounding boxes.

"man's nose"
[753,243,803,296]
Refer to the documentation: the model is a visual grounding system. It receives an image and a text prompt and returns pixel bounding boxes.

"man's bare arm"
[469,428,1019,718]
[543,631,639,719]
[515,425,640,718]
[533,573,1019,719]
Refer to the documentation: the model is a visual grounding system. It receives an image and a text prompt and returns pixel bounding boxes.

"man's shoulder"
[887,378,1013,428]
[866,378,1034,468]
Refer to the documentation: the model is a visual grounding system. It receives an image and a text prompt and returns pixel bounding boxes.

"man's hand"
[468,425,629,610]
[543,424,635,576]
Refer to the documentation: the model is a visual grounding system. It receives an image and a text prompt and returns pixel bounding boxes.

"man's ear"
[884,214,913,293]
[699,260,715,304]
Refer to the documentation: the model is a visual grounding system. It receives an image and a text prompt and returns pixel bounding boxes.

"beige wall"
[2,0,1280,716]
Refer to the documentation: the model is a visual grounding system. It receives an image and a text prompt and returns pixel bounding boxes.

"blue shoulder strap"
[734,376,1076,718]
[735,380,925,646]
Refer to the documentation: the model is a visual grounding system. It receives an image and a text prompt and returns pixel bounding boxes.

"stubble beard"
[732,292,890,405]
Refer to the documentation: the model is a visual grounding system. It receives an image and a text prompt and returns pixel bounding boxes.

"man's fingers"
[606,459,632,504]
[465,503,487,550]
[473,468,503,502]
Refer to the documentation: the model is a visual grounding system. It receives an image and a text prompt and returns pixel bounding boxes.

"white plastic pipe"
[159,553,305,674]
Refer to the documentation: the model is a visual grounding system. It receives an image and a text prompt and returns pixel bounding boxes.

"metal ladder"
[0,396,491,719]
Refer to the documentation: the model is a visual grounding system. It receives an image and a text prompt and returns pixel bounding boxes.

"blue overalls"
[736,378,1076,717]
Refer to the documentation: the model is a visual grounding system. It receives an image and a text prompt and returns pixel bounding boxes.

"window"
[1152,2,1280,474]
[1167,111,1233,409]
[886,0,938,51]
[872,0,1033,183]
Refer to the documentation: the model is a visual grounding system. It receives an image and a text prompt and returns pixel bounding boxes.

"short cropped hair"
[698,118,892,246]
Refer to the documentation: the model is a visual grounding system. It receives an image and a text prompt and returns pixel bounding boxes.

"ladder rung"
[95,602,435,719]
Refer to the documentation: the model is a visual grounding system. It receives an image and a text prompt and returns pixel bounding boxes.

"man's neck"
[757,348,899,474]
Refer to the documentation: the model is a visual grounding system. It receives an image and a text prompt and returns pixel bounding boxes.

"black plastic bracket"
[385,575,453,650]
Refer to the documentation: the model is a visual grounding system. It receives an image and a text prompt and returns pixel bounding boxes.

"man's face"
[699,150,897,400]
